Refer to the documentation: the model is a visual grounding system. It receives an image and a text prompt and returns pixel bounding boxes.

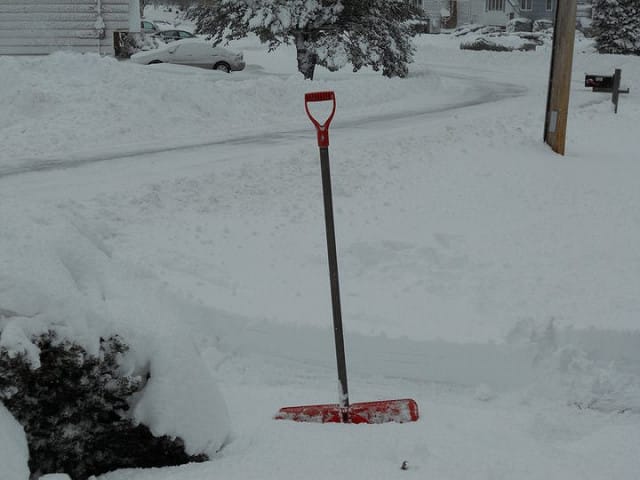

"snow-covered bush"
[453,24,504,36]
[460,36,536,52]
[0,206,231,479]
[115,32,164,58]
[592,0,640,55]
[0,330,207,479]
[506,17,533,33]
[532,19,553,32]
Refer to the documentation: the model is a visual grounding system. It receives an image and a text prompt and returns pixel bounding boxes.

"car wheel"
[214,62,231,73]
[148,60,163,64]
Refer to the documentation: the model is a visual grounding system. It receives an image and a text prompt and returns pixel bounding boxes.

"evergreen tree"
[592,0,640,55]
[187,0,421,79]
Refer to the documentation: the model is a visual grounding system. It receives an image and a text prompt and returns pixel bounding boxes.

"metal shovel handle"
[305,90,349,422]
[305,91,336,148]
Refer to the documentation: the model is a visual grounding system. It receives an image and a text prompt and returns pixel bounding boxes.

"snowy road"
[0,71,524,179]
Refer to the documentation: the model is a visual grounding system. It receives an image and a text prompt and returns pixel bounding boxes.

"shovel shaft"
[319,146,350,422]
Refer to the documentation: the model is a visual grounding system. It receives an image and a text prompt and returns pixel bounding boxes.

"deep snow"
[1,8,640,480]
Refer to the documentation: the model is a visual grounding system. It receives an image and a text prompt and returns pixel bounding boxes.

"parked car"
[130,39,246,72]
[140,20,159,34]
[154,29,196,43]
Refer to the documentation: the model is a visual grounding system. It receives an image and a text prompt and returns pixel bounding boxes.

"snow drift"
[0,204,231,471]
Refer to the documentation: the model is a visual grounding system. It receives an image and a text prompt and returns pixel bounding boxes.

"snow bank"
[0,46,461,172]
[0,204,230,457]
[0,402,29,480]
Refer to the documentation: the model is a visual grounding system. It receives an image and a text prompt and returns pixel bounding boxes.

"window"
[546,0,553,10]
[520,0,533,10]
[486,0,504,11]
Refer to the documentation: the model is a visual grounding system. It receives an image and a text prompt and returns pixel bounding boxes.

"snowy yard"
[1,13,640,480]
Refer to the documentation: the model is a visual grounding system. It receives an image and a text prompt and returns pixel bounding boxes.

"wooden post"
[544,0,577,155]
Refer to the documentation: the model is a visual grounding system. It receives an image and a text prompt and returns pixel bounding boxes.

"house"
[414,0,596,29]
[0,0,141,56]
[469,0,594,28]
[461,0,556,27]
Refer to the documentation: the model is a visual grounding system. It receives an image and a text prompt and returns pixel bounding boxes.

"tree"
[592,0,640,55]
[187,0,421,79]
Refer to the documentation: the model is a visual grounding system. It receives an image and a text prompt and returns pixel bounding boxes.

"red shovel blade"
[275,399,419,424]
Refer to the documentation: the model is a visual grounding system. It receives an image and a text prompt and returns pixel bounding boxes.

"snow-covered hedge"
[0,332,208,479]
[0,206,231,479]
[460,36,537,52]
[506,17,533,33]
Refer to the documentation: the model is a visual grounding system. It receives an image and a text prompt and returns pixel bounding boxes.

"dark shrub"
[0,331,207,479]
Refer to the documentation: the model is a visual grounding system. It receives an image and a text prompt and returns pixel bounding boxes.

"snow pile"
[0,47,461,172]
[0,402,29,480]
[505,320,640,412]
[0,204,230,459]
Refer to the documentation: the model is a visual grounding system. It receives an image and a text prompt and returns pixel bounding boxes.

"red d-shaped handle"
[305,91,336,148]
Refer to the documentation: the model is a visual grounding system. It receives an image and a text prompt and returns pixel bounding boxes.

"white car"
[130,39,246,73]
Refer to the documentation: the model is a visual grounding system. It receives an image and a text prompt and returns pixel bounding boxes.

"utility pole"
[544,0,577,155]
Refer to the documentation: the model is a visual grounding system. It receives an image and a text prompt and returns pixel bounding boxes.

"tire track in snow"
[0,75,525,180]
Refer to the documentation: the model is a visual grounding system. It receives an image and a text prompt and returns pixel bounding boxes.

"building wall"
[455,0,476,25]
[418,0,586,28]
[515,0,555,22]
[476,0,517,26]
[0,0,133,56]
[456,0,565,27]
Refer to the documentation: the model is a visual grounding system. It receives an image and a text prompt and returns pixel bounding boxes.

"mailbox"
[585,74,614,91]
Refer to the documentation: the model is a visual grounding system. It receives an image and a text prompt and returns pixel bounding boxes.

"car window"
[179,31,192,38]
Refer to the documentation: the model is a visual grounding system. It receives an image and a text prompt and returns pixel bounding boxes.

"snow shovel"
[275,91,419,424]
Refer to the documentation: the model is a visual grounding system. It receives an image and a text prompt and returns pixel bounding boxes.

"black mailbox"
[585,74,614,90]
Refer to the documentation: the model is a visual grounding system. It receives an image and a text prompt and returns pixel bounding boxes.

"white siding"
[472,0,517,26]
[0,0,133,56]
[577,0,592,20]
[456,0,475,25]
[422,0,443,27]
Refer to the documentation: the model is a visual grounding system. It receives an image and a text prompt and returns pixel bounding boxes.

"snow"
[0,402,29,480]
[1,7,640,480]
[0,202,230,457]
